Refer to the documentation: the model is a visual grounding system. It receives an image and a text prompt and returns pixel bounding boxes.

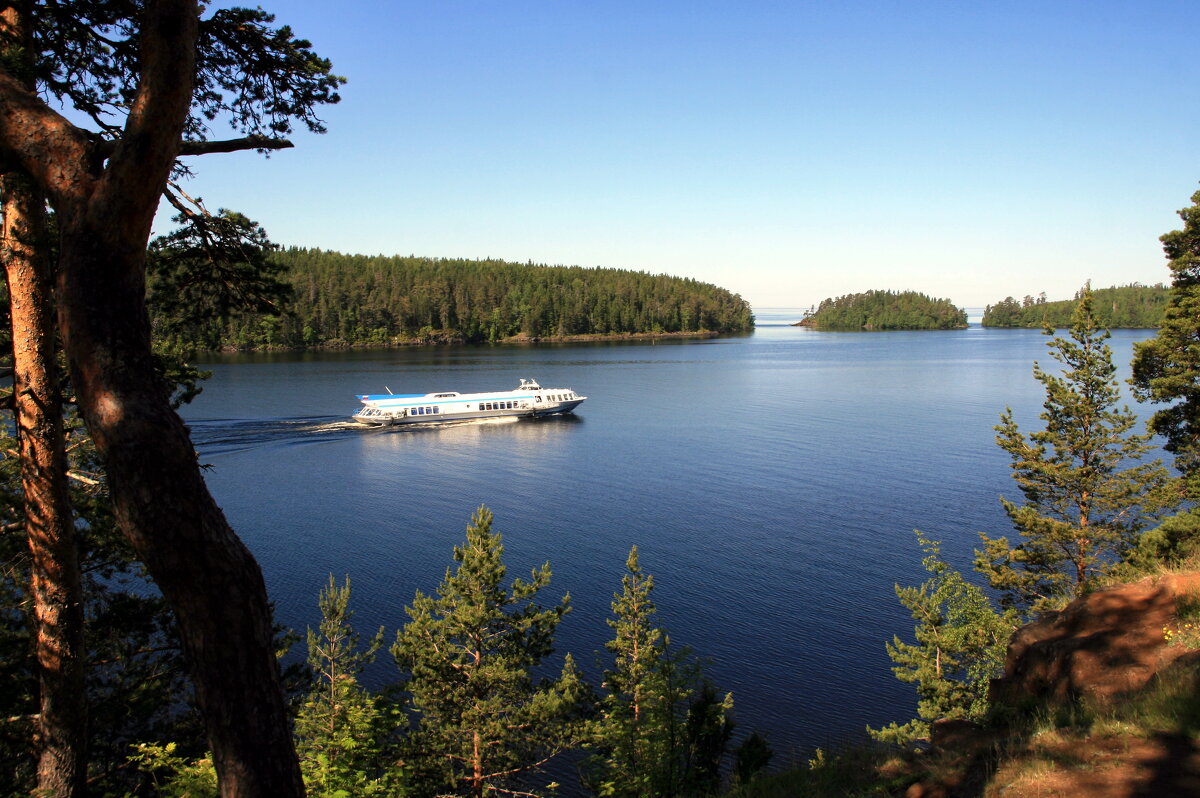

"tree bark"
[3,173,87,798]
[0,3,86,793]
[0,2,305,794]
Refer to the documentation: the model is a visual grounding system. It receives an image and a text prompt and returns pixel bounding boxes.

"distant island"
[153,248,755,351]
[982,284,1168,328]
[795,290,968,331]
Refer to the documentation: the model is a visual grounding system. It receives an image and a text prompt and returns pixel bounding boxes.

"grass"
[1162,590,1200,648]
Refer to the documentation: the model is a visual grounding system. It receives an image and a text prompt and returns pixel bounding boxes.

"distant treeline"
[798,290,967,331]
[981,284,1169,328]
[155,248,755,350]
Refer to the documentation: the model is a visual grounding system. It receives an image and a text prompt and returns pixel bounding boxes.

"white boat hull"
[351,379,586,427]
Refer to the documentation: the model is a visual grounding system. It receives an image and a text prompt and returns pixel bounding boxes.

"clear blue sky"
[174,1,1200,309]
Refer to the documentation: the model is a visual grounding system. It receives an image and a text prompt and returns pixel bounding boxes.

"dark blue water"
[180,312,1157,764]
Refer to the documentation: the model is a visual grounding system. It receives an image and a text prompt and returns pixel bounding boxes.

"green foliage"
[21,2,343,143]
[294,575,396,798]
[983,284,1169,328]
[976,289,1177,616]
[1121,509,1200,574]
[587,547,735,798]
[147,210,292,355]
[391,506,588,798]
[1132,189,1200,500]
[152,247,755,350]
[870,532,1016,746]
[123,742,217,798]
[800,290,967,331]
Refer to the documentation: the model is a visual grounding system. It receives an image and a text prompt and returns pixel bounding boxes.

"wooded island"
[795,290,968,330]
[981,284,1168,328]
[149,247,755,351]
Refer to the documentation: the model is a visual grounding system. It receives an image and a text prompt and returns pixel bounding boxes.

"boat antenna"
[385,386,393,395]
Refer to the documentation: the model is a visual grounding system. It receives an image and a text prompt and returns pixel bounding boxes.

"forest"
[149,247,756,351]
[797,290,968,330]
[981,283,1169,328]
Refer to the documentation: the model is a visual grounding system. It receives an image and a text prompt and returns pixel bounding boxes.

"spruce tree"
[392,506,587,798]
[976,288,1175,615]
[871,533,1016,745]
[294,575,393,798]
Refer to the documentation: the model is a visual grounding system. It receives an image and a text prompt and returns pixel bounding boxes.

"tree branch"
[96,134,296,161]
[179,135,294,155]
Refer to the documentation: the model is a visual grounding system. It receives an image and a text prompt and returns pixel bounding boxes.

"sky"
[169,0,1200,309]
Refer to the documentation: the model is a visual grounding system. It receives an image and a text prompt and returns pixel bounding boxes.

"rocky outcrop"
[990,572,1200,709]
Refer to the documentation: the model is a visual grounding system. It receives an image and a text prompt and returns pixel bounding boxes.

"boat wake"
[186,414,523,455]
[186,416,364,456]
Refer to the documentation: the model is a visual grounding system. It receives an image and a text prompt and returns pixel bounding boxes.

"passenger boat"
[352,378,586,426]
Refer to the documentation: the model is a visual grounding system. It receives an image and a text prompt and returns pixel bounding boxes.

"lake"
[180,311,1158,764]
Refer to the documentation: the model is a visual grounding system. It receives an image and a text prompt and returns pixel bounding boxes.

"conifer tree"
[976,289,1175,615]
[1133,188,1200,522]
[871,533,1016,745]
[392,506,587,798]
[294,575,393,798]
[588,547,734,797]
[589,546,672,797]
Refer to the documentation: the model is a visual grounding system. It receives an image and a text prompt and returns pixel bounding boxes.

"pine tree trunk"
[3,174,87,798]
[1,2,87,791]
[57,223,305,796]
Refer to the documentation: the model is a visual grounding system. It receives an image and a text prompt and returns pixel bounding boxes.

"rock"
[990,572,1200,710]
[930,718,989,754]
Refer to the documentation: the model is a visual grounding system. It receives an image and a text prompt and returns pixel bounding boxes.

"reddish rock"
[991,572,1200,709]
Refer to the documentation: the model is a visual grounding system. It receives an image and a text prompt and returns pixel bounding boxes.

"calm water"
[180,311,1156,763]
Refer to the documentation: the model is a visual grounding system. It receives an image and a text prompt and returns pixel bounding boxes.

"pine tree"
[588,548,734,797]
[871,533,1016,745]
[976,288,1175,615]
[294,576,394,798]
[391,506,587,798]
[589,546,671,797]
[1132,188,1200,498]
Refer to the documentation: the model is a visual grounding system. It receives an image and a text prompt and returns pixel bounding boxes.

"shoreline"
[206,329,733,354]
